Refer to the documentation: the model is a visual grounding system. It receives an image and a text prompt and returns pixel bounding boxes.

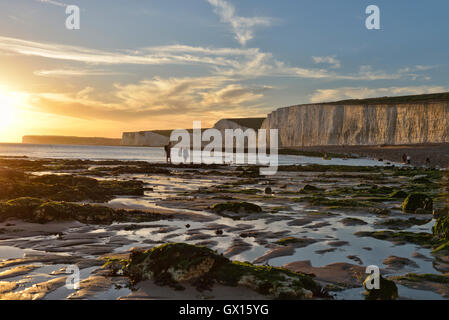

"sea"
[0,143,394,167]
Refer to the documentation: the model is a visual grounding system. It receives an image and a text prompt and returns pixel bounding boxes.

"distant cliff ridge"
[22,135,121,146]
[122,118,265,147]
[262,92,449,147]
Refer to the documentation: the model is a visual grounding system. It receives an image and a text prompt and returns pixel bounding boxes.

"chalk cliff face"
[121,131,169,147]
[261,102,449,147]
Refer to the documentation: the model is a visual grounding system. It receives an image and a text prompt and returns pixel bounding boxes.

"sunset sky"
[0,0,448,142]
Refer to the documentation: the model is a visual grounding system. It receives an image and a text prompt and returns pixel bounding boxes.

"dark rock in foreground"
[108,243,325,299]
[0,197,165,224]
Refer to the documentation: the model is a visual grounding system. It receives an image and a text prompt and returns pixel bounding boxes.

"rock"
[347,255,363,265]
[298,184,322,194]
[328,241,349,247]
[389,190,408,199]
[339,217,367,226]
[402,193,433,213]
[374,208,390,216]
[0,199,164,225]
[433,214,449,241]
[211,202,262,216]
[121,243,323,299]
[264,187,272,194]
[382,256,419,270]
[433,207,449,220]
[363,275,398,300]
[284,261,367,288]
[275,237,318,247]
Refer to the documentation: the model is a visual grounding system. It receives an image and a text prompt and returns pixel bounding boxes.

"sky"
[0,0,448,142]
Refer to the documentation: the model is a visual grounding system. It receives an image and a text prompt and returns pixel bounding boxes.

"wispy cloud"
[35,0,67,7]
[206,0,273,46]
[0,35,431,83]
[312,56,341,69]
[34,68,122,77]
[309,85,449,103]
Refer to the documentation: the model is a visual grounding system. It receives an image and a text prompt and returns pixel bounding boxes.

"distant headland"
[22,135,122,146]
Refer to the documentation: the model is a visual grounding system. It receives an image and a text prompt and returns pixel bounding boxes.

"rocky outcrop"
[262,93,449,147]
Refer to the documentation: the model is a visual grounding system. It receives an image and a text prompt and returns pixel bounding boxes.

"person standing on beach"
[402,153,407,164]
[407,155,411,165]
[164,142,172,164]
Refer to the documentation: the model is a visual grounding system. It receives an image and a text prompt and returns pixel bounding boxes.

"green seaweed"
[121,243,325,299]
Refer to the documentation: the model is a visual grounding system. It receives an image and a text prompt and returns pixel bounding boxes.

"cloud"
[0,35,432,82]
[309,85,449,103]
[35,0,67,7]
[206,0,273,46]
[312,56,341,69]
[26,76,270,122]
[34,69,123,77]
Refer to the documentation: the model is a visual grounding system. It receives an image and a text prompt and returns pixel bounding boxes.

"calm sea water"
[0,143,392,167]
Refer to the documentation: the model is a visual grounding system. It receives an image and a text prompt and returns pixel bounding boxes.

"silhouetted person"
[407,155,411,165]
[426,157,431,167]
[164,142,172,164]
[402,153,407,164]
[182,147,190,164]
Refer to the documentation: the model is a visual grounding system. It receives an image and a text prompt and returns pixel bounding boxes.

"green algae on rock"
[211,202,262,214]
[298,184,323,194]
[0,171,144,202]
[433,214,449,242]
[119,243,324,299]
[402,193,433,213]
[389,190,408,199]
[0,199,165,224]
[363,275,398,300]
[355,230,438,247]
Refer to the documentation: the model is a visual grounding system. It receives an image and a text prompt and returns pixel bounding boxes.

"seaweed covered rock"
[433,207,449,220]
[33,202,117,224]
[389,190,408,199]
[0,199,163,224]
[402,193,433,213]
[121,243,322,299]
[363,275,398,300]
[211,202,262,215]
[0,197,45,221]
[0,172,144,202]
[298,184,323,194]
[433,214,449,242]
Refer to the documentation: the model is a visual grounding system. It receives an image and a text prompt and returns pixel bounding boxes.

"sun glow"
[0,86,28,142]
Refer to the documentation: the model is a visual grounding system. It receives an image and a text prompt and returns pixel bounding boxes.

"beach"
[0,152,448,300]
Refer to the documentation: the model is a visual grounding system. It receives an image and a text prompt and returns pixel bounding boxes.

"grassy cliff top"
[325,92,449,105]
[219,118,266,129]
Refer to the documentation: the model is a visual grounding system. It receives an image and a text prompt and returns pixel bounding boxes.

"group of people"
[163,142,190,164]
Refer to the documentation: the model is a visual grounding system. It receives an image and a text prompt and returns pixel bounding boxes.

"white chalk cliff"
[261,100,449,147]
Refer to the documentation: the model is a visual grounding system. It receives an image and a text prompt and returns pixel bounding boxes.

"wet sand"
[291,143,449,168]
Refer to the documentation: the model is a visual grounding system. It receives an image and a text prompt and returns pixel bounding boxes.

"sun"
[0,90,18,129]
